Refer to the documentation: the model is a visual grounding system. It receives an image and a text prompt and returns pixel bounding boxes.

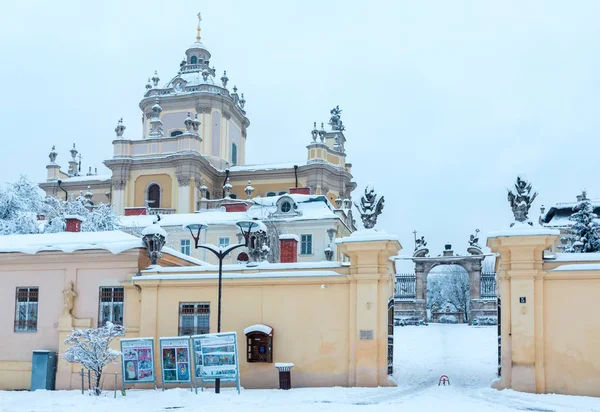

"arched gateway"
[394,237,498,324]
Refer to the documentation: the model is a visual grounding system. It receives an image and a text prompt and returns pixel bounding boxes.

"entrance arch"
[395,242,497,324]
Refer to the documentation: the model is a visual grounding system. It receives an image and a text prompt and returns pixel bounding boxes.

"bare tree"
[427,266,470,323]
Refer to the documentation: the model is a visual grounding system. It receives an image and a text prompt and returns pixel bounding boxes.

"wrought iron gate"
[497,296,501,377]
[388,298,394,375]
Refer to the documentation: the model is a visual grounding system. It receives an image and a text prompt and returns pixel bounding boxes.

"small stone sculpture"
[415,236,427,249]
[354,184,384,229]
[62,281,77,316]
[468,229,480,248]
[328,105,346,131]
[507,175,538,226]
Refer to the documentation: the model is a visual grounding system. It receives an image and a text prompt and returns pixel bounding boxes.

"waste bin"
[31,350,57,391]
[274,363,294,390]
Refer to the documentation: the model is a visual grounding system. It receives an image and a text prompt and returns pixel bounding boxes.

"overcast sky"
[1,0,599,256]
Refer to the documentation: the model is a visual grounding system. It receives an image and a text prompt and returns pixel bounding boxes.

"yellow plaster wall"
[0,361,31,390]
[133,173,174,209]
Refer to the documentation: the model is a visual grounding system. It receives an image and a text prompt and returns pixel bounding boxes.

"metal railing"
[480,273,497,298]
[14,320,37,332]
[395,274,416,300]
[148,208,176,215]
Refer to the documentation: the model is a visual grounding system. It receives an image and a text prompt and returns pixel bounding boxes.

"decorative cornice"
[177,174,191,187]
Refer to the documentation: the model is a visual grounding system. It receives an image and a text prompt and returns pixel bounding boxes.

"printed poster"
[120,338,155,383]
[160,338,191,383]
[192,333,238,381]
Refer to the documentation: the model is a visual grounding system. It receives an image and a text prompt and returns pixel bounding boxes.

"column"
[177,176,191,214]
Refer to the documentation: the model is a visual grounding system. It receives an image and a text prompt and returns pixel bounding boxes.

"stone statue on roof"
[354,184,384,229]
[507,175,538,226]
[328,105,346,131]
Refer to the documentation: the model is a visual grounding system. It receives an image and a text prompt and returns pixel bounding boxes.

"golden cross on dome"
[196,12,202,41]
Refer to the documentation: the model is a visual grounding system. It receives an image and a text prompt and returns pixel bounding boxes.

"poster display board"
[191,332,240,394]
[159,337,193,391]
[120,338,156,390]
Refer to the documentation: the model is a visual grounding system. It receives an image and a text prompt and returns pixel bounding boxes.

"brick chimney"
[65,215,83,232]
[223,202,250,212]
[289,187,310,195]
[279,234,299,263]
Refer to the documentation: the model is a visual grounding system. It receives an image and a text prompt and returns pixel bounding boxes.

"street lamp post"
[184,219,262,394]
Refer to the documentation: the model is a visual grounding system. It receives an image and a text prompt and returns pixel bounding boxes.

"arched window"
[170,130,183,137]
[232,143,238,166]
[190,56,197,65]
[147,184,161,208]
[237,252,249,264]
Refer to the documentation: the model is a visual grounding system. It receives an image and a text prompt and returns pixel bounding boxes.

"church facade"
[39,17,356,217]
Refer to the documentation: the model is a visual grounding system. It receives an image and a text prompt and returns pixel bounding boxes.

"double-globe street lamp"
[184,219,264,394]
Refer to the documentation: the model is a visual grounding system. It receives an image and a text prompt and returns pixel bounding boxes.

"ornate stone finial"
[311,122,318,142]
[221,70,229,88]
[334,195,342,208]
[202,69,209,82]
[233,85,238,93]
[145,78,152,90]
[231,86,239,104]
[328,105,346,131]
[507,174,538,226]
[152,70,160,87]
[199,179,209,199]
[192,113,201,134]
[115,118,126,138]
[49,146,58,164]
[354,184,385,229]
[196,12,202,41]
[70,143,78,160]
[62,281,77,316]
[223,177,233,198]
[148,99,164,138]
[319,122,326,142]
[184,112,194,133]
[244,180,255,199]
[239,93,246,109]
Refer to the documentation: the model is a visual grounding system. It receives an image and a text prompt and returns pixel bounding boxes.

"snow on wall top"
[488,223,560,238]
[141,224,168,238]
[550,263,600,272]
[0,230,143,255]
[336,228,400,244]
[141,260,345,274]
[279,234,299,241]
[52,174,112,183]
[243,324,273,336]
[219,162,303,173]
[546,253,600,263]
[136,270,343,281]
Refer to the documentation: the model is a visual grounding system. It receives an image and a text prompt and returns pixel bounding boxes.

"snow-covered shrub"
[472,316,497,326]
[63,322,125,396]
[439,315,458,324]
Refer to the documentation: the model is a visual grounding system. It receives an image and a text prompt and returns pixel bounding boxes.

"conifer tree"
[561,191,600,253]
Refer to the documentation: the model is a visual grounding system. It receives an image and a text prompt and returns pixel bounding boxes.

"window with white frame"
[179,302,210,336]
[180,239,191,256]
[301,234,313,255]
[219,237,231,257]
[99,287,124,326]
[14,287,38,332]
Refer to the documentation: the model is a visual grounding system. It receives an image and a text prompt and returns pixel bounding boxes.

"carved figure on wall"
[507,175,538,226]
[354,184,384,229]
[62,281,77,316]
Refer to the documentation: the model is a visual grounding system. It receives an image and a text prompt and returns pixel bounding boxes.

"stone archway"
[395,243,497,324]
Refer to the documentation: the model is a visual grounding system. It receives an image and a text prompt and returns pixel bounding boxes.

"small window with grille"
[14,287,38,332]
[179,302,210,336]
[99,287,124,326]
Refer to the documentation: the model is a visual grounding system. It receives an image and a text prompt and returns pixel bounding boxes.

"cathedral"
[39,15,356,217]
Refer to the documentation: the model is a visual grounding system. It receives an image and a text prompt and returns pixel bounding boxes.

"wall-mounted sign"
[519,297,526,304]
[120,338,156,389]
[191,332,240,394]
[159,337,193,391]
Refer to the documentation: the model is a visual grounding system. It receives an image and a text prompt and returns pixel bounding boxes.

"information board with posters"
[191,332,240,394]
[120,338,156,389]
[159,337,193,391]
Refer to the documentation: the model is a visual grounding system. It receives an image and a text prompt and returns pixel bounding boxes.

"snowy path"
[2,324,600,411]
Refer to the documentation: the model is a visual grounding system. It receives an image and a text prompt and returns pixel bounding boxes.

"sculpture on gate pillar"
[354,184,384,229]
[62,281,77,316]
[507,175,537,226]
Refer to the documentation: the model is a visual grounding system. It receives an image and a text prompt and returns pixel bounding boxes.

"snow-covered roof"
[165,69,216,88]
[120,194,339,229]
[161,246,207,266]
[52,174,112,183]
[243,324,273,336]
[541,199,600,228]
[145,260,345,273]
[141,224,168,237]
[0,230,143,255]
[222,162,303,173]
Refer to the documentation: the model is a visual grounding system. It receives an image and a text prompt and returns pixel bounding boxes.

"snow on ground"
[2,324,600,411]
